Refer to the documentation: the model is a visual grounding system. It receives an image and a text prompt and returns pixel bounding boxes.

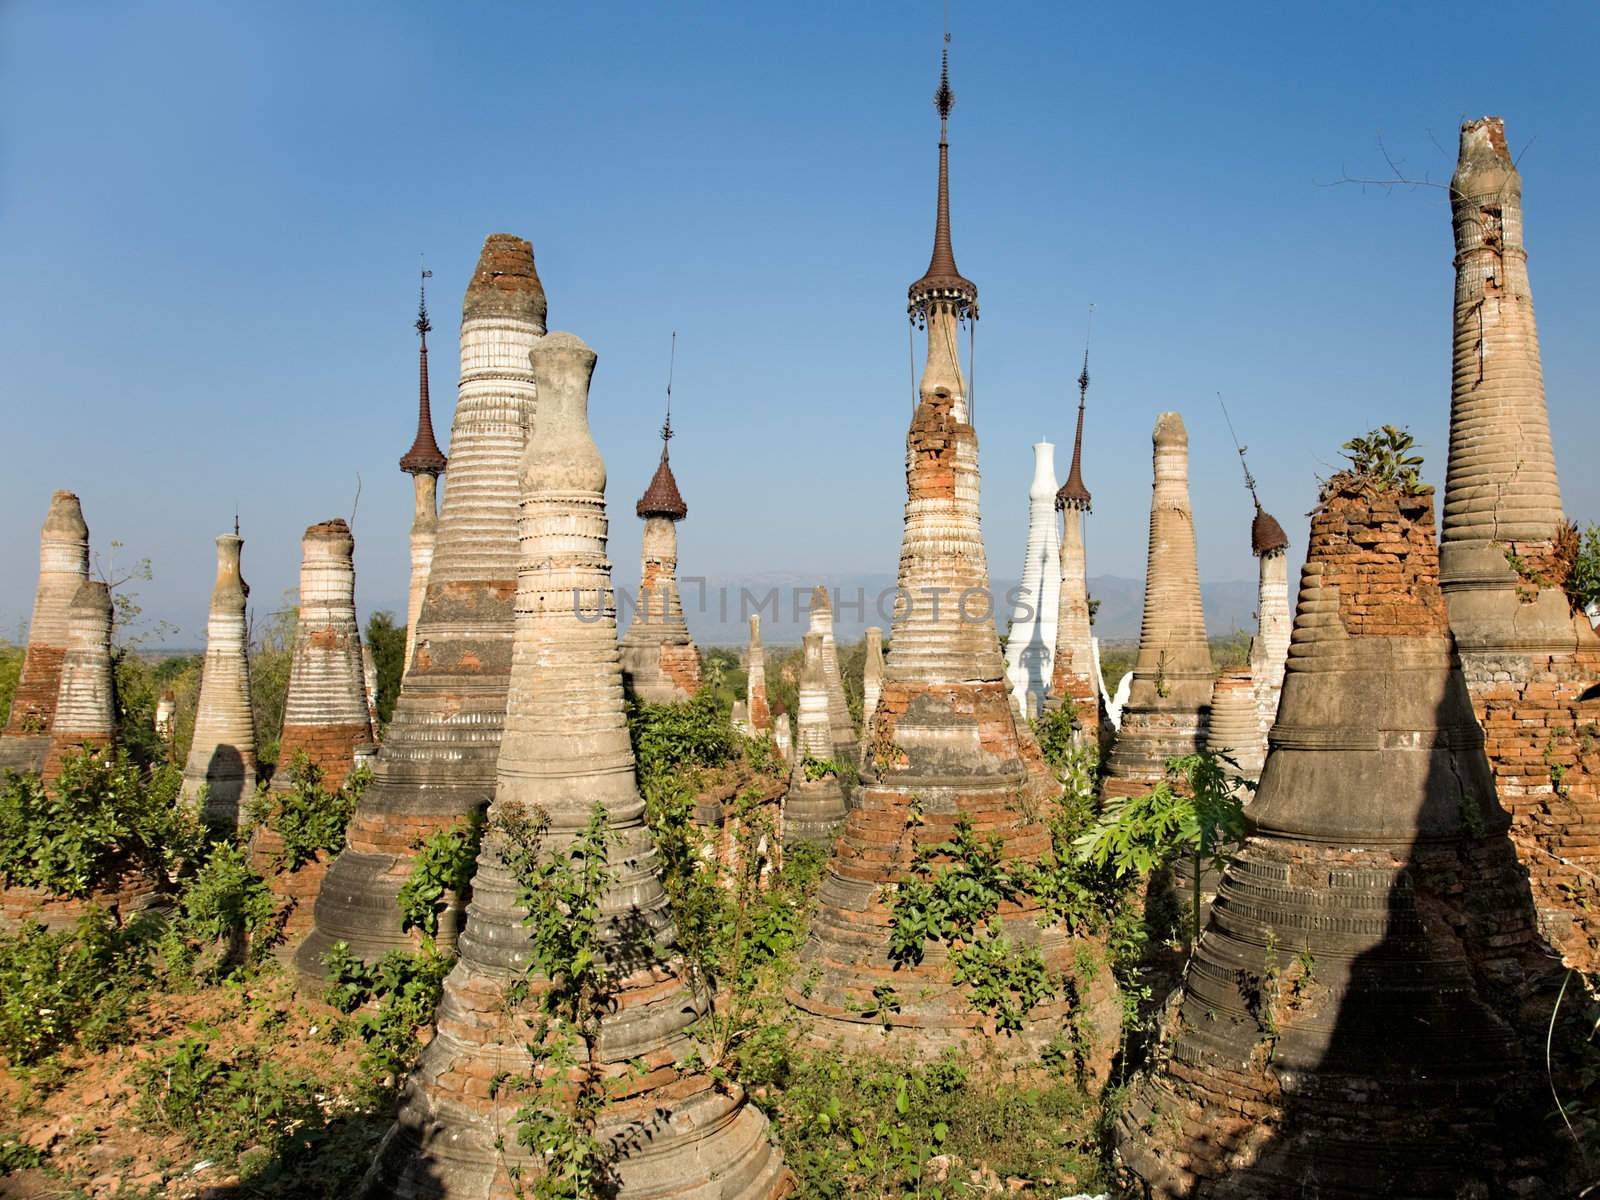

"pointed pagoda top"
[400,269,448,476]
[637,333,688,520]
[463,233,548,326]
[907,36,978,323]
[1056,350,1092,511]
[1251,501,1289,556]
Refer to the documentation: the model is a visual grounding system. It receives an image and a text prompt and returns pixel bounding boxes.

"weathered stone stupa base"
[620,638,702,704]
[1101,703,1208,799]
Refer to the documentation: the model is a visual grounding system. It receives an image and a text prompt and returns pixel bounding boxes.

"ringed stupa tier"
[1102,413,1214,798]
[369,331,789,1199]
[271,520,373,789]
[298,234,544,976]
[400,272,448,675]
[1435,117,1600,967]
[1117,472,1550,1197]
[1002,441,1061,718]
[1048,358,1101,743]
[784,631,848,846]
[182,532,257,830]
[0,491,90,775]
[745,614,771,733]
[788,45,1068,1057]
[41,581,116,782]
[618,408,701,702]
[859,625,884,762]
[1249,500,1291,738]
[807,585,858,762]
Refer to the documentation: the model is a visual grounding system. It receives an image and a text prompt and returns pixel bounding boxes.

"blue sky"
[2,1,1596,645]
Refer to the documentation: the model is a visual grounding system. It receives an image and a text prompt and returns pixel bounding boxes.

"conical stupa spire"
[1057,350,1092,511]
[907,38,977,324]
[399,270,448,476]
[182,532,257,830]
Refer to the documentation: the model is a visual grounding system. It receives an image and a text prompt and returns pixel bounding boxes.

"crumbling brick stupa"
[1102,413,1214,798]
[298,234,544,976]
[401,273,448,677]
[0,491,90,775]
[745,614,771,733]
[783,631,848,846]
[366,332,790,1199]
[1116,472,1552,1198]
[786,51,1073,1057]
[1002,441,1061,719]
[618,417,701,703]
[252,519,374,936]
[40,581,116,783]
[182,532,257,830]
[1434,117,1600,968]
[1049,363,1101,744]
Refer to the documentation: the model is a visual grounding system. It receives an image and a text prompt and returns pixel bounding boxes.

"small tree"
[1339,425,1426,494]
[364,610,407,730]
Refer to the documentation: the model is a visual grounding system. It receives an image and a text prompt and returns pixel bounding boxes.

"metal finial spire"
[1057,304,1094,512]
[416,264,433,341]
[1216,391,1258,503]
[661,330,676,452]
[1078,304,1093,405]
[234,510,240,537]
[907,13,977,324]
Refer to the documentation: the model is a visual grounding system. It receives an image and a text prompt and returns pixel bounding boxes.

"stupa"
[1002,442,1061,718]
[400,271,448,675]
[181,532,256,829]
[1048,357,1101,744]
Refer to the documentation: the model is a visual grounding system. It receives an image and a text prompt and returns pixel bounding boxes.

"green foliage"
[1567,523,1600,615]
[397,811,483,937]
[167,842,279,979]
[698,645,744,713]
[364,610,407,731]
[321,941,453,1079]
[949,927,1054,1035]
[888,816,1020,966]
[1029,701,1080,776]
[801,753,855,784]
[626,688,740,784]
[1339,424,1426,493]
[0,749,198,897]
[0,1135,43,1176]
[247,753,370,870]
[0,910,153,1064]
[135,1036,322,1163]
[0,639,21,736]
[248,594,299,769]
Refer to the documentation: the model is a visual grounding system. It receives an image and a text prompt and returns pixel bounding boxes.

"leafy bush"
[627,689,739,782]
[1029,701,1080,776]
[321,941,452,1079]
[135,1037,321,1162]
[0,910,153,1064]
[949,927,1054,1035]
[1338,424,1426,494]
[163,842,279,979]
[248,753,370,870]
[1567,523,1600,615]
[0,749,198,896]
[888,817,1020,966]
[396,811,483,937]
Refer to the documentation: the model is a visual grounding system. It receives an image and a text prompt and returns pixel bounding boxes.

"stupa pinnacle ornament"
[1101,413,1214,798]
[1003,441,1061,718]
[619,335,701,701]
[1117,466,1551,1197]
[400,268,447,674]
[298,235,545,976]
[182,532,257,829]
[1435,117,1600,966]
[0,491,91,774]
[368,331,790,1198]
[789,40,1072,1057]
[1048,352,1103,741]
[41,581,116,782]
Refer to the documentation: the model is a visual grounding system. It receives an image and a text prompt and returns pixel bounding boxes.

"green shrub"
[1339,424,1426,494]
[164,842,279,980]
[0,910,153,1064]
[321,941,452,1080]
[247,753,370,870]
[1029,701,1080,775]
[0,750,198,897]
[135,1036,321,1162]
[627,689,739,782]
[396,811,483,937]
[1567,523,1600,615]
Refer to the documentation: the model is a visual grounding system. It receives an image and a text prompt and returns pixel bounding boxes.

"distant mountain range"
[642,571,1262,647]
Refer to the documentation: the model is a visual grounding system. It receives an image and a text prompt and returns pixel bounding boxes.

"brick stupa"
[1436,117,1600,968]
[1116,471,1551,1197]
[806,586,857,762]
[40,581,116,783]
[1102,413,1214,797]
[182,533,257,830]
[787,47,1068,1056]
[298,234,544,975]
[784,631,848,846]
[1049,359,1101,742]
[0,491,90,775]
[367,331,790,1198]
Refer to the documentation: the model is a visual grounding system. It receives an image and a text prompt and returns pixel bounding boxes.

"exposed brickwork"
[0,871,160,933]
[2,645,65,740]
[39,733,111,786]
[247,826,330,942]
[275,722,370,792]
